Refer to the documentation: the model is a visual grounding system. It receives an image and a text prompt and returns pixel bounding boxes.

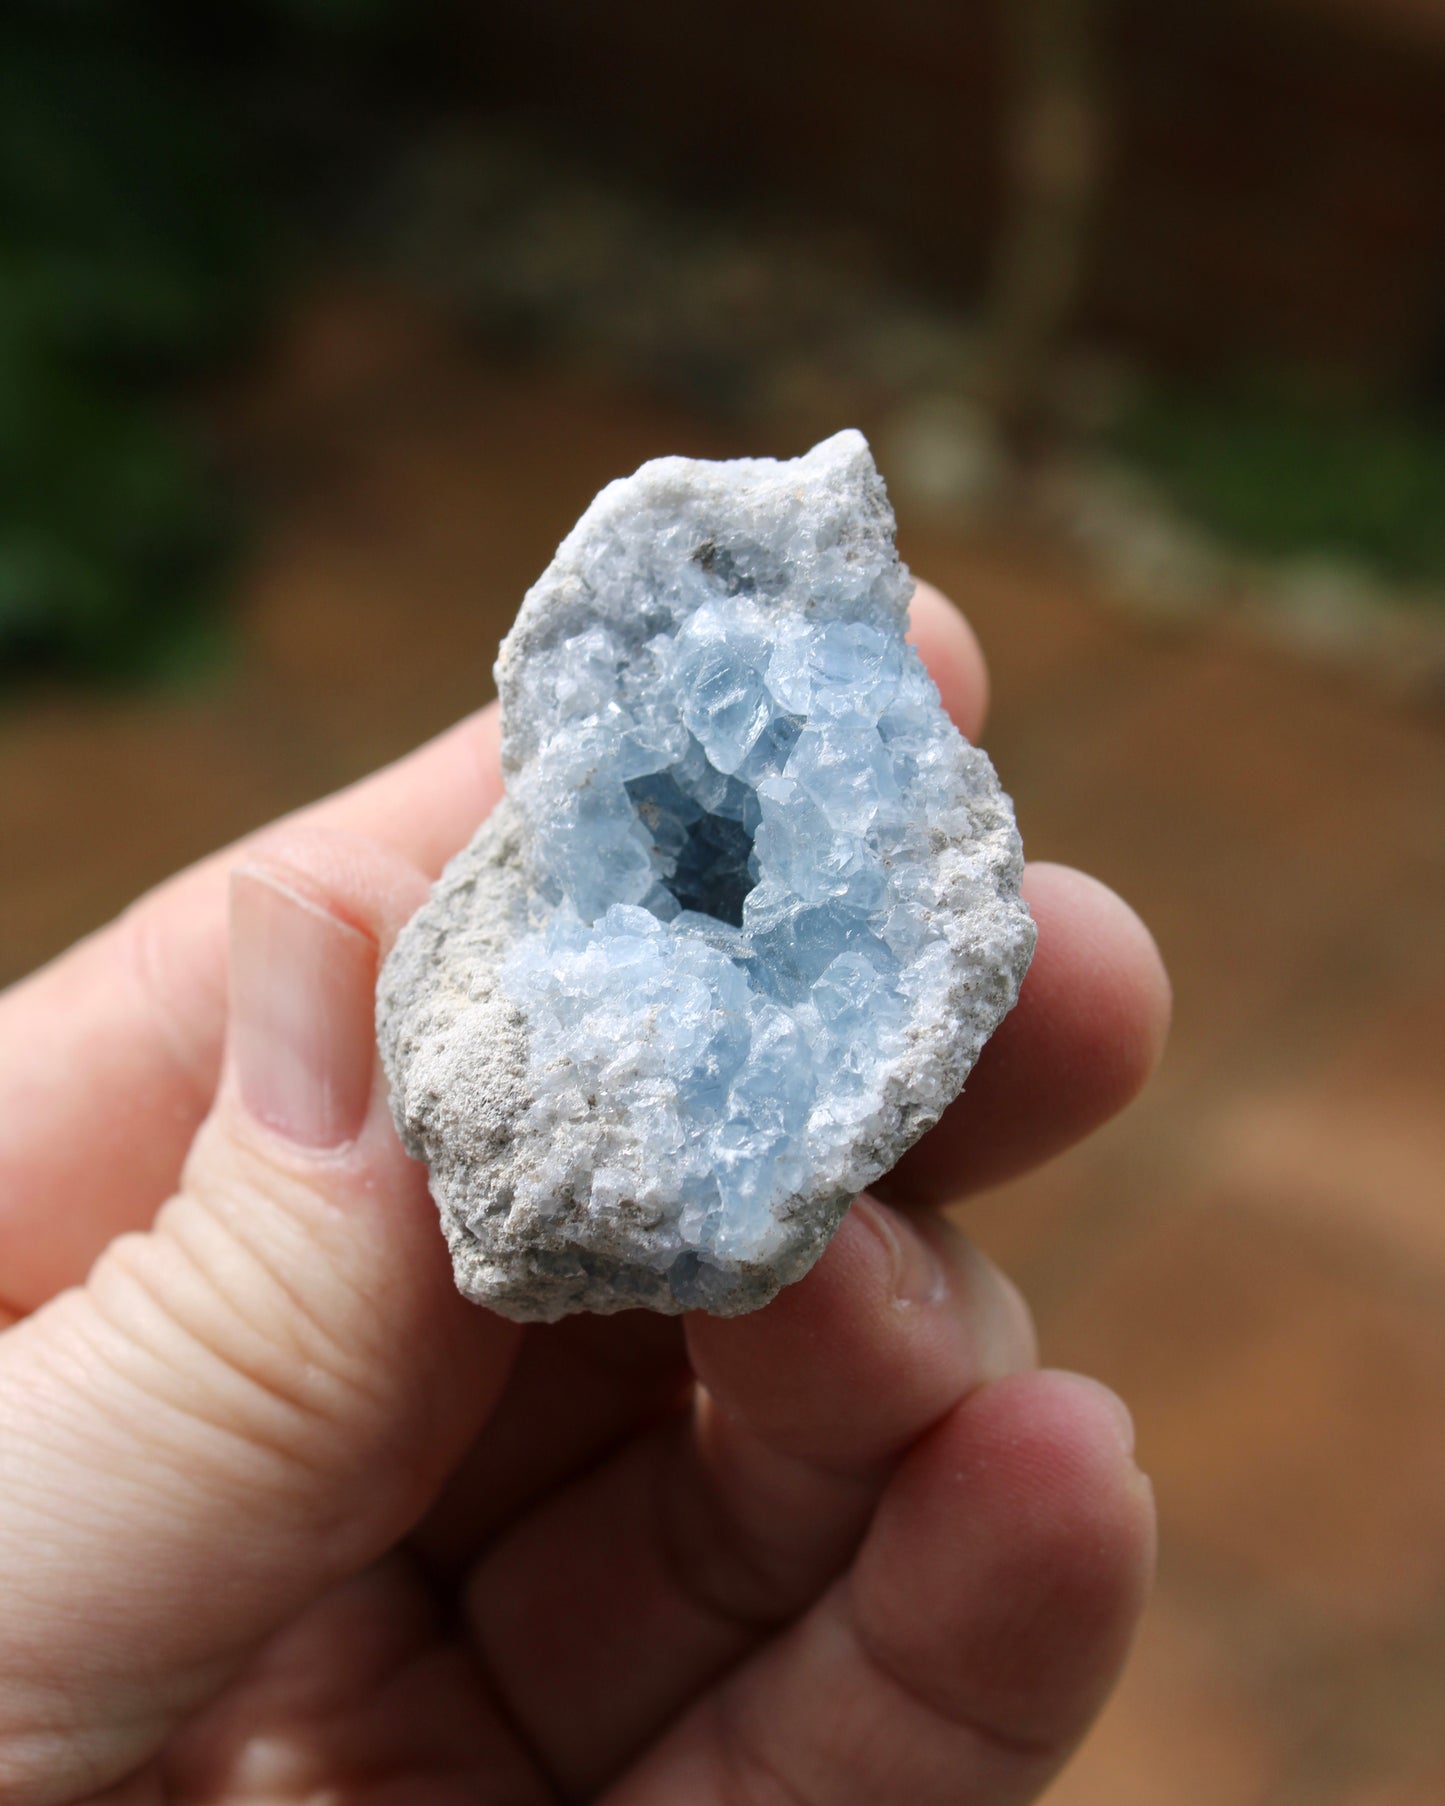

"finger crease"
[650,1430,870,1636]
[85,1232,343,1488]
[714,1693,818,1806]
[844,1584,1060,1766]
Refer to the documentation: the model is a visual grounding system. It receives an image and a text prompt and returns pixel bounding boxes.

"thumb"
[0,835,518,1805]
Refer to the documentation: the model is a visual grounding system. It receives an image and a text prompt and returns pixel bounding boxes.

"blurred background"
[2,2,1442,1800]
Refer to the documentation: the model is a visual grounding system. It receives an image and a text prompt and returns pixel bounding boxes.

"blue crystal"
[498,578,959,1271]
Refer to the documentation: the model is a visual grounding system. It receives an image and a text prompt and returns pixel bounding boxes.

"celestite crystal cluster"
[378,432,1035,1320]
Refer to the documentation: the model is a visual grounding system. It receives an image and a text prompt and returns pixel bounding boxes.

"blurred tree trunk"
[978,0,1106,457]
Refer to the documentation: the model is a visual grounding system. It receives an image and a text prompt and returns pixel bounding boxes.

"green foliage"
[0,25,266,364]
[265,0,395,25]
[1111,384,1445,590]
[0,350,236,680]
[0,10,268,683]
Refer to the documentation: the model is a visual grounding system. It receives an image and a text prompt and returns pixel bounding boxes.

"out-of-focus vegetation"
[0,19,253,680]
[4,0,1442,688]
[0,0,393,684]
[1110,384,1445,592]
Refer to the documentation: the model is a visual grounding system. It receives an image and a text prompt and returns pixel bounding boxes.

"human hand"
[0,582,1169,1805]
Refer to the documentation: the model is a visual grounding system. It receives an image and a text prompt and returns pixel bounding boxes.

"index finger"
[0,584,990,1311]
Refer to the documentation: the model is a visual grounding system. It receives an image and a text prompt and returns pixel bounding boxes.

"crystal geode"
[377,431,1035,1321]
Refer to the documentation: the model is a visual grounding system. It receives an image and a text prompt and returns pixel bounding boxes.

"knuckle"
[655,1407,875,1632]
[112,896,221,1112]
[82,1189,386,1495]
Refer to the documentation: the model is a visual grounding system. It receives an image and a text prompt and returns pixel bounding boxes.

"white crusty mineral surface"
[377,431,1035,1321]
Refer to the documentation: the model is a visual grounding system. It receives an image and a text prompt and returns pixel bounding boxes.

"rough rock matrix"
[377,431,1035,1321]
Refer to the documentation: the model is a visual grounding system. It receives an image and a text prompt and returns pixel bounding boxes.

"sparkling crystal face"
[497,563,966,1301]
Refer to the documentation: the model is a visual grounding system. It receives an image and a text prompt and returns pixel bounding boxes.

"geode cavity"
[377,431,1035,1321]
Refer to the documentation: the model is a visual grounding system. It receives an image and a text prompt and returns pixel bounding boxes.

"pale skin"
[0,581,1170,1805]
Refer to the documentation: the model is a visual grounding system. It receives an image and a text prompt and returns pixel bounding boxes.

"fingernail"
[854,1195,947,1306]
[1054,1371,1137,1459]
[230,866,377,1148]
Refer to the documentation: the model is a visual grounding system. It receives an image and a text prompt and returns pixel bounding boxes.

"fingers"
[683,1200,1035,1467]
[464,1198,1035,1798]
[0,833,519,1806]
[605,1371,1155,1806]
[880,862,1172,1206]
